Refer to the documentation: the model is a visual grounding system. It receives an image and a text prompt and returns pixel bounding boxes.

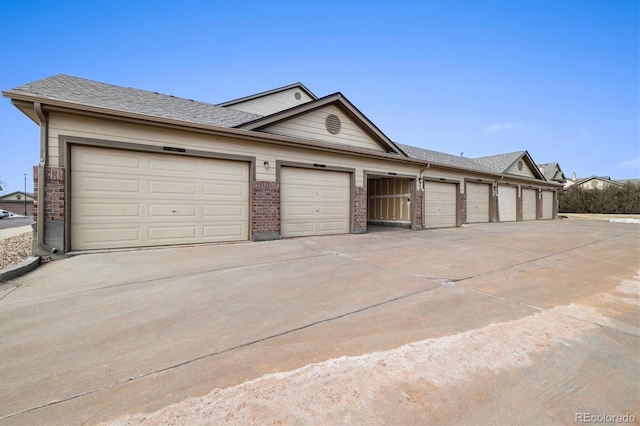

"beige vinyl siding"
[70,145,249,250]
[280,167,350,237]
[466,182,491,223]
[498,185,517,222]
[506,160,536,178]
[522,188,537,220]
[224,87,313,116]
[542,191,554,219]
[49,113,418,187]
[423,181,457,228]
[262,105,387,152]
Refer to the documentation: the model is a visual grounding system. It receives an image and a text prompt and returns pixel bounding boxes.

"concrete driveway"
[1,220,638,425]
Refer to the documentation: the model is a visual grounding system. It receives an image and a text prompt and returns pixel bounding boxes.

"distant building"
[0,191,34,216]
[537,162,567,184]
[564,175,624,190]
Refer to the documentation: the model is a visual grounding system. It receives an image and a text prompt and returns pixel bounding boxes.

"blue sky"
[1,0,638,193]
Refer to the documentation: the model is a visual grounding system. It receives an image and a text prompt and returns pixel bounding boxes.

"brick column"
[252,181,280,241]
[33,165,65,253]
[354,186,367,234]
[414,190,423,229]
[459,192,467,224]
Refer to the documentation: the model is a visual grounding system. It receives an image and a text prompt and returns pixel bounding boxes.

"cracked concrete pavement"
[0,219,638,424]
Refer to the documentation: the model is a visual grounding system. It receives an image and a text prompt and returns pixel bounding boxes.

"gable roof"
[474,150,546,180]
[216,82,317,107]
[237,92,405,155]
[396,144,493,173]
[3,74,262,128]
[537,162,567,182]
[570,175,624,188]
[0,191,34,201]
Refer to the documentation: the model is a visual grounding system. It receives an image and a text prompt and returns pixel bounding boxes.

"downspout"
[416,164,430,229]
[34,102,58,253]
[419,163,431,191]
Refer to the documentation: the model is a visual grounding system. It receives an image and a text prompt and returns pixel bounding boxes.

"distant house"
[537,162,567,184]
[0,191,34,216]
[564,175,624,190]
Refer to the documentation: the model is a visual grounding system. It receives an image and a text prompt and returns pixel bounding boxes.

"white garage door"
[498,185,517,222]
[542,191,554,219]
[466,182,491,223]
[71,146,249,250]
[522,189,537,221]
[280,167,350,237]
[424,181,457,228]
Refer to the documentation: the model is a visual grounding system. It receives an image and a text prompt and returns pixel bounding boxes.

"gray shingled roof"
[396,143,493,173]
[537,162,558,180]
[4,74,262,128]
[474,151,526,174]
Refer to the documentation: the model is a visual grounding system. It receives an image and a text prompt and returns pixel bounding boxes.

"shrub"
[559,182,640,214]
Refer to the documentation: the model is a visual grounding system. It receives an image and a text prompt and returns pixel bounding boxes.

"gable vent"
[325,114,341,134]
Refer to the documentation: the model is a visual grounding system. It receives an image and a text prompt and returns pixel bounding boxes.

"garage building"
[3,75,560,255]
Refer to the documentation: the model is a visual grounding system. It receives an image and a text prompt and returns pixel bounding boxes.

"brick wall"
[33,165,65,222]
[354,186,367,233]
[252,181,280,239]
[0,201,33,217]
[459,193,467,224]
[414,190,423,228]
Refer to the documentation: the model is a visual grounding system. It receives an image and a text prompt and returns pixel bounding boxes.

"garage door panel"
[148,180,198,196]
[148,225,197,242]
[424,181,457,228]
[74,227,142,247]
[148,204,197,218]
[318,221,349,233]
[522,189,537,220]
[281,222,316,237]
[203,182,246,198]
[203,162,248,179]
[319,204,349,216]
[203,204,247,218]
[282,204,316,218]
[75,151,141,173]
[281,167,350,238]
[319,188,349,200]
[498,186,517,222]
[466,182,490,223]
[74,175,142,195]
[542,192,554,219]
[71,146,249,250]
[318,173,350,186]
[203,224,247,239]
[79,202,142,219]
[148,158,197,175]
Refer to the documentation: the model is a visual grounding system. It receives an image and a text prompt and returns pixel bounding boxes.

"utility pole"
[24,174,27,216]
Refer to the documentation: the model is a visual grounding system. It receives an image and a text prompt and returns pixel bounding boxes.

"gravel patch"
[0,232,32,270]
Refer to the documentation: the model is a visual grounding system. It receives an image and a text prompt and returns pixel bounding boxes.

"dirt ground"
[1,219,638,425]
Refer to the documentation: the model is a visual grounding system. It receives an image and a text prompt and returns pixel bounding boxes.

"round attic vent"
[518,160,524,171]
[325,114,341,134]
[294,92,301,100]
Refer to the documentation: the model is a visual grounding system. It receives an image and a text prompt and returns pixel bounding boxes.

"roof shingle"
[5,74,262,128]
[396,143,493,173]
